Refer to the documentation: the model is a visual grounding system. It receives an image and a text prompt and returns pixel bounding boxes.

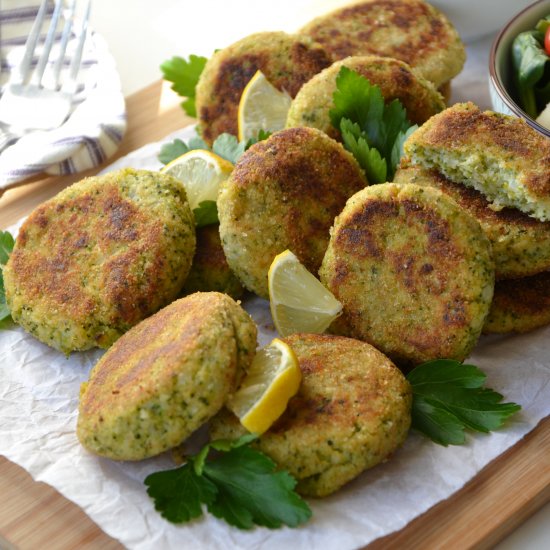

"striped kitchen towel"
[0,0,126,189]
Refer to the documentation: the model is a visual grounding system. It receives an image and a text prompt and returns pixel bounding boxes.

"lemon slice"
[237,70,292,142]
[268,250,343,337]
[227,338,301,435]
[160,149,233,210]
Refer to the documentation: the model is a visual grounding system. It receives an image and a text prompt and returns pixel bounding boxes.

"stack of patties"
[77,292,257,460]
[398,102,550,334]
[298,0,465,100]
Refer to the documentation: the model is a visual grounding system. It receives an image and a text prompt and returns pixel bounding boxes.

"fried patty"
[483,272,550,334]
[298,0,465,89]
[195,31,332,144]
[3,168,196,354]
[319,183,494,367]
[181,224,244,299]
[77,292,257,461]
[286,55,446,140]
[210,333,411,497]
[218,126,368,298]
[403,102,550,222]
[394,164,550,280]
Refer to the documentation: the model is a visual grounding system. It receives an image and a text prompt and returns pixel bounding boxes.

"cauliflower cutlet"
[403,102,550,222]
[218,126,368,298]
[181,224,244,299]
[210,333,411,497]
[320,183,494,367]
[3,168,196,354]
[299,0,465,89]
[484,272,550,334]
[77,292,257,461]
[395,164,550,280]
[286,55,446,140]
[195,31,332,144]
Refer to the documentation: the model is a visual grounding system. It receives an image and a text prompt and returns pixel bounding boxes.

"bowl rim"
[489,0,550,138]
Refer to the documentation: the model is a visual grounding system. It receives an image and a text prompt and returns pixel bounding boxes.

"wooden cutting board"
[0,81,548,550]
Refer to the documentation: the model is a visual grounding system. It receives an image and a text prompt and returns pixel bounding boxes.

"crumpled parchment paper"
[1,35,549,550]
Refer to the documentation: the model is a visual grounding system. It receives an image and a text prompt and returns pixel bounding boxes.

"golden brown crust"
[4,169,196,352]
[195,32,332,143]
[319,183,494,366]
[299,0,465,87]
[211,333,411,497]
[80,295,220,418]
[78,292,258,460]
[218,127,368,297]
[181,225,244,299]
[483,272,550,334]
[394,164,550,279]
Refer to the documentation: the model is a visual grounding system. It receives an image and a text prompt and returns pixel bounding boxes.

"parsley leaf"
[211,134,247,164]
[145,463,217,523]
[193,201,219,227]
[407,360,521,446]
[340,119,387,184]
[158,131,270,166]
[330,67,417,183]
[145,434,311,530]
[0,230,14,322]
[160,54,208,117]
[158,135,208,165]
[204,445,310,529]
[245,129,272,149]
[158,131,271,227]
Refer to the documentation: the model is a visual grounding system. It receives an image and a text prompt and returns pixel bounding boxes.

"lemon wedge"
[160,149,233,210]
[268,249,343,337]
[237,70,292,142]
[227,338,301,435]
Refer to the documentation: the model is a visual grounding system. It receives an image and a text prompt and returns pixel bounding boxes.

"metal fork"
[0,0,91,152]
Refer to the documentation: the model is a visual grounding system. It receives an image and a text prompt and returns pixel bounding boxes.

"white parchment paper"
[1,36,549,549]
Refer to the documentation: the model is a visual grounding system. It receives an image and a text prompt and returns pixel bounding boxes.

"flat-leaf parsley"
[330,67,417,183]
[407,359,521,446]
[160,54,208,117]
[145,434,311,530]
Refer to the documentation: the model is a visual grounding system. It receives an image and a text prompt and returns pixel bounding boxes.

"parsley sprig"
[159,131,270,227]
[330,67,417,183]
[145,434,311,530]
[0,230,14,322]
[160,54,208,117]
[407,360,521,446]
[158,130,270,166]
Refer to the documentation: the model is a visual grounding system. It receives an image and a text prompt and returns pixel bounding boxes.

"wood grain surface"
[0,81,548,550]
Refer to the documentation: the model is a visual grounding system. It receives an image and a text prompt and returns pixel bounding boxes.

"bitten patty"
[403,102,550,222]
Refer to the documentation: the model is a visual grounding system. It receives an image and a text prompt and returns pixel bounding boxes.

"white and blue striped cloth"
[0,1,126,189]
